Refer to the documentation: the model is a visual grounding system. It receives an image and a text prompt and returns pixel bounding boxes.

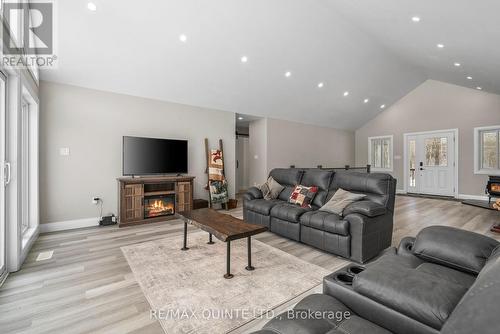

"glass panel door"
[0,72,7,281]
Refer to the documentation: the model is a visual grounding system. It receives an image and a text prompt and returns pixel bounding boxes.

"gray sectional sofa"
[243,168,396,263]
[253,226,500,334]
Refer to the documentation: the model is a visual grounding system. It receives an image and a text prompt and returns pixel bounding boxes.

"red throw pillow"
[289,185,319,208]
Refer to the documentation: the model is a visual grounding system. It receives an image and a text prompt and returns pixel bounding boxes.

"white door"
[236,136,249,193]
[406,130,456,197]
[0,72,7,282]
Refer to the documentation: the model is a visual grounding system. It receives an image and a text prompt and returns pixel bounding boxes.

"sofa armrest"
[344,213,393,263]
[243,186,263,203]
[343,200,387,218]
[413,226,499,275]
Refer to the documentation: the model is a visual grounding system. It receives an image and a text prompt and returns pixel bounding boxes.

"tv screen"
[123,136,188,175]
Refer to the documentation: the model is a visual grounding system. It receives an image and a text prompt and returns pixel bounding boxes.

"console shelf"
[117,175,195,227]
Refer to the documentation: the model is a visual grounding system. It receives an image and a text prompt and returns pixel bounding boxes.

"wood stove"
[486,176,500,203]
[144,194,175,218]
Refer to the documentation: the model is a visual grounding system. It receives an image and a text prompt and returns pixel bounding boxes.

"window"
[368,135,393,171]
[474,126,500,175]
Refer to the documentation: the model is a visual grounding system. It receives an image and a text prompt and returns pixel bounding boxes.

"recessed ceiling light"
[87,2,97,11]
[179,34,187,43]
[238,116,244,120]
[317,82,324,88]
[241,56,248,63]
[343,91,349,97]
[285,71,292,78]
[380,104,386,109]
[476,86,483,90]
[411,16,421,22]
[364,98,370,104]
[437,44,445,48]
[454,62,461,67]
[467,76,473,80]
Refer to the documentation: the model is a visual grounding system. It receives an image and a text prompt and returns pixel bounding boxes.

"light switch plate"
[59,147,70,156]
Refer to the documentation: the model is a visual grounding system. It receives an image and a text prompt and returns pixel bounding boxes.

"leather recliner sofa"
[252,226,500,334]
[243,168,396,263]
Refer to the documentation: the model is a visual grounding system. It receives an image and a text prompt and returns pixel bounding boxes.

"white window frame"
[368,135,394,172]
[474,125,500,175]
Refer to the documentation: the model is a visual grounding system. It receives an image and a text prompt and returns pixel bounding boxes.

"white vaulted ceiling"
[41,0,500,130]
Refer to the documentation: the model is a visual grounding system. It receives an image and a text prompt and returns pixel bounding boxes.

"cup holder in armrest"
[347,265,365,275]
[334,272,354,285]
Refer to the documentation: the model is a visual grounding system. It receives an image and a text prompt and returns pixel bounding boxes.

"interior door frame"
[403,129,459,198]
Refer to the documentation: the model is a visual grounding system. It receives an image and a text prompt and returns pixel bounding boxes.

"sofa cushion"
[413,226,499,275]
[329,171,395,211]
[343,200,387,217]
[301,169,334,207]
[245,199,282,216]
[320,188,366,216]
[353,259,468,330]
[289,185,319,208]
[269,168,303,186]
[415,263,475,288]
[300,211,349,236]
[271,203,311,223]
[260,176,285,200]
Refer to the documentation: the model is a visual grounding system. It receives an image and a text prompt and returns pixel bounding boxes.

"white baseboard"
[396,189,407,195]
[40,217,100,233]
[457,194,489,201]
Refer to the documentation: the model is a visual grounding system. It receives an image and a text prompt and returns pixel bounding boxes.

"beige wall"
[267,118,355,171]
[355,80,500,196]
[247,117,355,186]
[40,81,236,223]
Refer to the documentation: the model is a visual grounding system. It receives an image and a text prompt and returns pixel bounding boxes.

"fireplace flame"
[146,198,175,217]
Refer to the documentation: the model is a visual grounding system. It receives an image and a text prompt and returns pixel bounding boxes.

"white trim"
[40,217,100,233]
[396,189,407,195]
[403,129,459,198]
[474,125,500,175]
[457,194,490,201]
[368,135,394,172]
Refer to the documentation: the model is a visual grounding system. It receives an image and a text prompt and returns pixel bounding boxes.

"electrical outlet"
[92,197,100,204]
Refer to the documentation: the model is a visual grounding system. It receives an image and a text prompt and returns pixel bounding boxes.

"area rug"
[121,232,331,334]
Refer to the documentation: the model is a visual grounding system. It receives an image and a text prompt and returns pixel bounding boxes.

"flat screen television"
[122,136,188,176]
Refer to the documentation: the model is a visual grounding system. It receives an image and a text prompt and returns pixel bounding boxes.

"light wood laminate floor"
[0,196,499,334]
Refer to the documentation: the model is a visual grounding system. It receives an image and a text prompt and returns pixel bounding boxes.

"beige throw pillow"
[320,188,366,216]
[259,176,285,200]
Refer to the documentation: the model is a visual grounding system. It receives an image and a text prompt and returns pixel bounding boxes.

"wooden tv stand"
[117,175,195,227]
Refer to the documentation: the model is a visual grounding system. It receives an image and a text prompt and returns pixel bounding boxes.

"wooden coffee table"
[177,208,268,279]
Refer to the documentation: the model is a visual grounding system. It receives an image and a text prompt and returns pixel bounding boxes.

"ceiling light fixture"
[437,44,445,48]
[238,117,244,120]
[467,76,473,80]
[476,86,483,90]
[411,16,421,22]
[454,62,461,67]
[87,2,97,11]
[317,82,324,88]
[380,104,386,109]
[179,34,187,43]
[364,98,370,104]
[285,71,292,78]
[241,56,248,63]
[343,91,349,97]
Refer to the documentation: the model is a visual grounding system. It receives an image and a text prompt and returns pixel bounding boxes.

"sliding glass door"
[0,72,7,282]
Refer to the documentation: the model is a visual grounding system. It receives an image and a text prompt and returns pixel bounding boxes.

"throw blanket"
[208,149,228,204]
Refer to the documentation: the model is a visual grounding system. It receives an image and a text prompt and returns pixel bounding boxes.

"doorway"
[404,129,458,197]
[0,72,7,283]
